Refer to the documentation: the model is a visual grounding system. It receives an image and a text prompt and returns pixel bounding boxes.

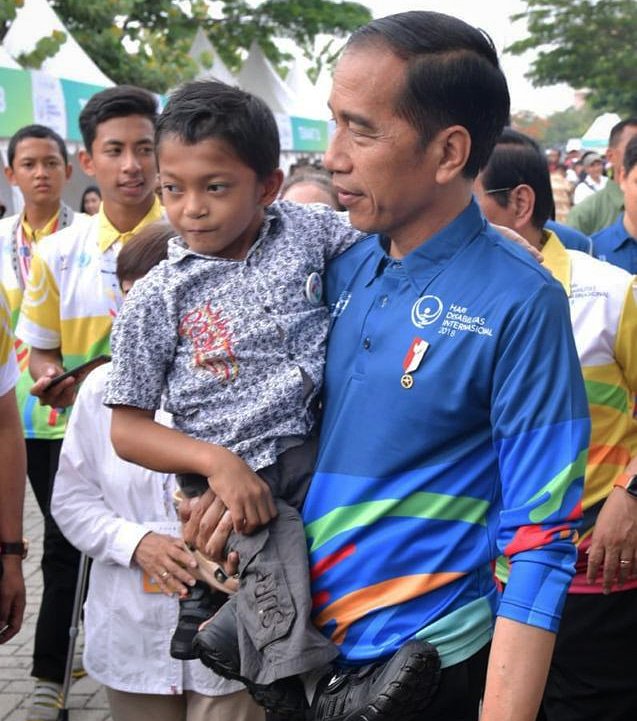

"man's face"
[608,125,637,171]
[80,115,157,210]
[5,137,71,206]
[473,174,517,228]
[586,159,603,181]
[620,163,637,228]
[324,44,443,247]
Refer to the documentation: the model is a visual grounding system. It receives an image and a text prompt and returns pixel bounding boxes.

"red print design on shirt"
[179,303,239,382]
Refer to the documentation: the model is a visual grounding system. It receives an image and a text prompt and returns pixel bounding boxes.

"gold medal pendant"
[400,373,414,389]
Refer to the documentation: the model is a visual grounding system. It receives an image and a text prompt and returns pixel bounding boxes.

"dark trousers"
[539,589,637,721]
[27,439,81,684]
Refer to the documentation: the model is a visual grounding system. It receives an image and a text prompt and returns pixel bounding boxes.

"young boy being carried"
[106,80,439,721]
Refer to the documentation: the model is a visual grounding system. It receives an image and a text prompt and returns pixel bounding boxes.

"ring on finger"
[619,559,631,567]
[159,570,170,579]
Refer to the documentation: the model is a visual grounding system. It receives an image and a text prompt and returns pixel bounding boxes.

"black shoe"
[194,597,310,719]
[170,581,227,660]
[310,640,441,721]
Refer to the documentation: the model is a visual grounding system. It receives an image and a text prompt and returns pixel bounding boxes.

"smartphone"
[47,354,111,388]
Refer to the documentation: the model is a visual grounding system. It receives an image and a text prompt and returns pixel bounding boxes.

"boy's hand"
[207,448,277,534]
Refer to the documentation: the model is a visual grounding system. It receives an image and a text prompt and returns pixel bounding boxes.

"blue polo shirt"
[591,213,637,273]
[545,219,592,254]
[303,199,589,668]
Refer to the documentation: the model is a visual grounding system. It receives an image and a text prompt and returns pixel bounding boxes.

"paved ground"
[0,483,112,721]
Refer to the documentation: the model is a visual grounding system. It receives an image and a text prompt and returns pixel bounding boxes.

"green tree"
[541,106,597,149]
[506,0,637,115]
[43,0,371,93]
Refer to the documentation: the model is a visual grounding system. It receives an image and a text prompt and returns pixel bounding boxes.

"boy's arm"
[111,406,277,533]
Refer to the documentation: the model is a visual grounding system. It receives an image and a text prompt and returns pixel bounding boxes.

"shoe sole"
[323,642,441,721]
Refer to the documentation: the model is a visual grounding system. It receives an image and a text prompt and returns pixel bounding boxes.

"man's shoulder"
[569,246,632,287]
[475,224,556,293]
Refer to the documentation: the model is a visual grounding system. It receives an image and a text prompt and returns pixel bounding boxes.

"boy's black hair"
[346,11,510,179]
[156,80,280,180]
[481,128,554,230]
[79,85,158,154]
[623,135,637,176]
[8,124,68,167]
[609,117,637,148]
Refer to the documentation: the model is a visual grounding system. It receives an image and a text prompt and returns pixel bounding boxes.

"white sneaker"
[26,679,63,721]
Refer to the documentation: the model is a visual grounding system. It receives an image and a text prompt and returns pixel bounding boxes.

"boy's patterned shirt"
[105,201,361,472]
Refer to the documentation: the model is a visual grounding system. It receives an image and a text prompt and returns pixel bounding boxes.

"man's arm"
[111,406,277,533]
[0,388,26,643]
[28,347,75,408]
[481,618,555,721]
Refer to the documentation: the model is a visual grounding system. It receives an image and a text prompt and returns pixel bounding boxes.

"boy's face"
[158,135,282,260]
[5,137,71,206]
[620,164,637,227]
[79,115,157,211]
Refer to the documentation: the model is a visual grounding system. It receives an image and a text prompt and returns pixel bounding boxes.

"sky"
[360,0,575,117]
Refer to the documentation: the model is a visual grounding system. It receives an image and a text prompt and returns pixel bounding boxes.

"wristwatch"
[0,539,29,559]
[616,474,637,500]
[625,475,637,499]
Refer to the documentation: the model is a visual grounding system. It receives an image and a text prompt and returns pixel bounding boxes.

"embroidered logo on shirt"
[179,303,239,383]
[411,295,443,328]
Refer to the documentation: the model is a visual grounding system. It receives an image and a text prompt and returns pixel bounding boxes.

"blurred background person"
[280,169,342,209]
[573,151,608,205]
[79,185,101,216]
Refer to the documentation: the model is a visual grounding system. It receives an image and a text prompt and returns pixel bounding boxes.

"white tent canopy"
[0,45,21,70]
[4,0,113,86]
[286,58,329,120]
[189,28,236,86]
[581,112,622,151]
[237,41,297,116]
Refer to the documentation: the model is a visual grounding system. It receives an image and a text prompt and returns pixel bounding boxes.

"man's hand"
[0,557,26,643]
[30,364,76,409]
[587,486,637,592]
[492,223,544,263]
[133,532,198,598]
[181,490,239,573]
[207,448,277,534]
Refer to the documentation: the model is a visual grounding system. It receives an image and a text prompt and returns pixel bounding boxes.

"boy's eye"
[207,183,226,192]
[162,183,181,194]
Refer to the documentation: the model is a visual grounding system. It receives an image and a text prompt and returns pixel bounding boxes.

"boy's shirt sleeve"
[492,282,590,632]
[15,249,62,350]
[103,271,176,411]
[284,201,363,261]
[0,285,19,396]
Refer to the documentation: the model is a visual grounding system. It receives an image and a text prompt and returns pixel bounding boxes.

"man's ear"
[64,162,73,181]
[434,125,471,185]
[508,184,536,230]
[618,165,627,193]
[78,148,95,178]
[260,168,284,206]
[4,164,16,187]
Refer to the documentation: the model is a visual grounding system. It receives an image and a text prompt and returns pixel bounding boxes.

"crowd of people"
[0,9,636,721]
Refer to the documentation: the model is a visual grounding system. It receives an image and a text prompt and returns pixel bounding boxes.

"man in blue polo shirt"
[592,135,637,272]
[184,12,589,721]
[303,12,588,721]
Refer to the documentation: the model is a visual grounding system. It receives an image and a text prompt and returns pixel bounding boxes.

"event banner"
[0,66,328,151]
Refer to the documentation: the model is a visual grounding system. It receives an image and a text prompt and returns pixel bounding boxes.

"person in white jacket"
[51,222,263,721]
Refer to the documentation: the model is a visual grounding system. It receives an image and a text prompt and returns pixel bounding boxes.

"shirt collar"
[606,213,635,252]
[21,208,61,243]
[541,229,571,295]
[363,198,485,293]
[97,196,163,253]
